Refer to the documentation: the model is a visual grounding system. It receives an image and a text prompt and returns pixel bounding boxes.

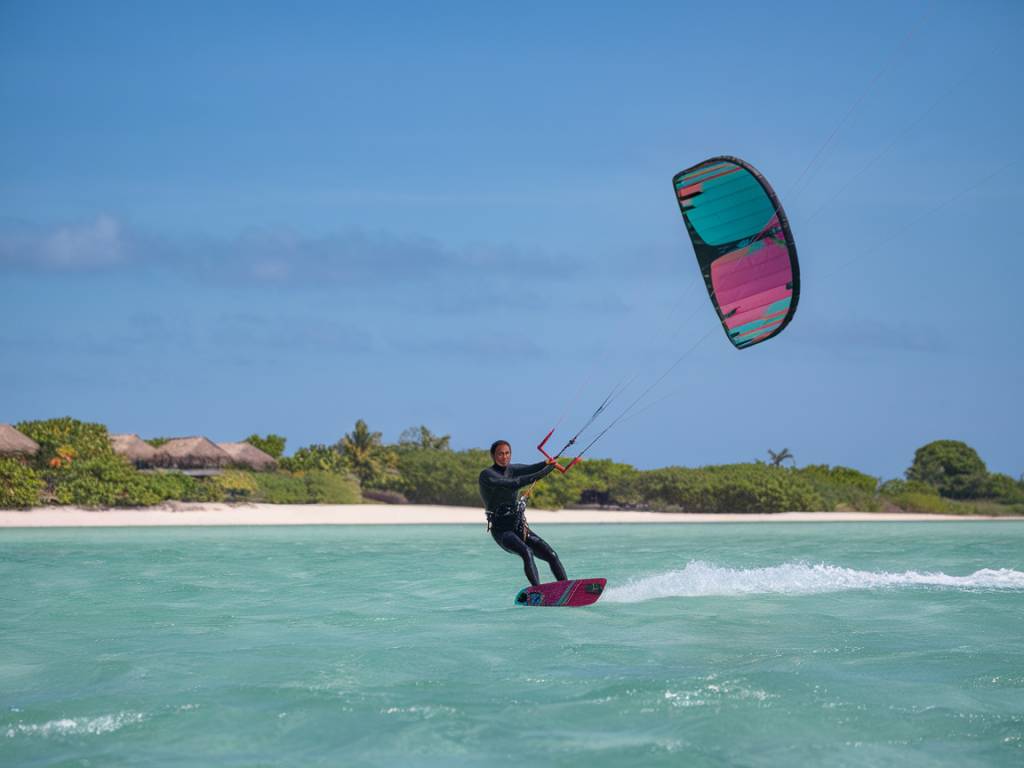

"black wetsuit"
[478,461,567,587]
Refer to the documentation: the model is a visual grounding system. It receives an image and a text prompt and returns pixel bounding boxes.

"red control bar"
[537,429,582,474]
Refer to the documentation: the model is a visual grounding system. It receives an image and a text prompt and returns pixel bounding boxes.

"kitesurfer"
[479,440,567,587]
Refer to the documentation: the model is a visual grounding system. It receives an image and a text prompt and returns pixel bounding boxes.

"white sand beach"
[0,503,1017,527]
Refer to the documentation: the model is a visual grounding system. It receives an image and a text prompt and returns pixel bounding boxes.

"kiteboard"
[514,577,606,607]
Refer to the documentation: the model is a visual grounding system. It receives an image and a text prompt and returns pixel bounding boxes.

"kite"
[673,156,799,348]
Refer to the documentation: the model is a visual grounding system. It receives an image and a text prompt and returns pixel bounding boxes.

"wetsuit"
[478,461,567,587]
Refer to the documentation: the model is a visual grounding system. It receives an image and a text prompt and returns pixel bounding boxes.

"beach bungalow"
[152,436,233,475]
[0,424,40,458]
[109,433,158,469]
[217,442,278,471]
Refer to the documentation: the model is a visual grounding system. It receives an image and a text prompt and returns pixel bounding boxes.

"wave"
[603,561,1024,603]
[5,712,145,739]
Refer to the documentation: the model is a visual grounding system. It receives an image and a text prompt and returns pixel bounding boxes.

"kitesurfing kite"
[673,156,799,349]
[531,156,803,476]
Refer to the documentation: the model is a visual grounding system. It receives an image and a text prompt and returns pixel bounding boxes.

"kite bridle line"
[566,324,716,464]
[521,377,633,499]
[530,290,712,486]
[524,321,715,503]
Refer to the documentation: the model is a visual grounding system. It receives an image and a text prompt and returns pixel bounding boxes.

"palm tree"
[399,425,451,450]
[338,420,388,485]
[767,448,795,467]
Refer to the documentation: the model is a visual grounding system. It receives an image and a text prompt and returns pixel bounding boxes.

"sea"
[2,521,1023,767]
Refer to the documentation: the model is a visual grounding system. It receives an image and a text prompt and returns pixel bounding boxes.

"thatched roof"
[218,441,278,471]
[152,436,233,469]
[110,433,157,464]
[0,424,40,457]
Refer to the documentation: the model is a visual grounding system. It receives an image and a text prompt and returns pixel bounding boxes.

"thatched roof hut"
[152,436,233,470]
[110,433,158,466]
[0,424,40,457]
[218,441,278,471]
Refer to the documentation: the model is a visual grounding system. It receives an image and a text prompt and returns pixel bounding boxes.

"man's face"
[493,443,511,467]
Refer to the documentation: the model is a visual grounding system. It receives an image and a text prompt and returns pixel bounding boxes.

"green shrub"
[1003,503,1024,517]
[0,458,43,508]
[798,465,881,511]
[942,472,991,500]
[982,473,1024,504]
[303,470,361,503]
[906,440,987,498]
[879,478,939,497]
[279,444,345,473]
[528,458,640,510]
[17,417,113,467]
[576,458,639,498]
[939,499,1024,517]
[47,456,161,507]
[527,464,584,510]
[38,452,223,508]
[887,491,952,514]
[799,465,877,493]
[139,471,220,503]
[625,464,825,514]
[245,434,287,459]
[247,470,359,504]
[390,448,488,506]
[251,472,311,503]
[212,470,260,501]
[878,474,1024,513]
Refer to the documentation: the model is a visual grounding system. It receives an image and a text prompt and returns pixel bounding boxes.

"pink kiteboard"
[514,578,606,607]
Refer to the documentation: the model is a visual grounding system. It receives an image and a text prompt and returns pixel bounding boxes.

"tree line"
[1,417,1021,515]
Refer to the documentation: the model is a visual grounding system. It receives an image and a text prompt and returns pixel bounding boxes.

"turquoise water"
[2,522,1023,767]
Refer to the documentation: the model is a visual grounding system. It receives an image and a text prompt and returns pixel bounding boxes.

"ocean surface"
[2,521,1023,767]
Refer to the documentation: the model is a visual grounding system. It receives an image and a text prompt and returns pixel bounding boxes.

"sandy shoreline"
[0,503,1019,528]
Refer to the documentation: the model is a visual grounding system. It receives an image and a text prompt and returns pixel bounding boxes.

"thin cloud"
[0,215,128,270]
[0,217,584,285]
[0,218,651,324]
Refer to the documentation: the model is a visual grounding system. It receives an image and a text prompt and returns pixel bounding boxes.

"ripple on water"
[5,711,146,739]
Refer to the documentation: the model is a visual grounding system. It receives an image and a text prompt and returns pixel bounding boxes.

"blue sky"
[1,1,1021,480]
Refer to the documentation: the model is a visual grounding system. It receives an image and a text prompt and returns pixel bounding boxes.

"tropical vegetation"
[1,418,1021,516]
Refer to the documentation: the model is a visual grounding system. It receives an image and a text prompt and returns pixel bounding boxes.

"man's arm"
[508,461,550,478]
[480,464,555,491]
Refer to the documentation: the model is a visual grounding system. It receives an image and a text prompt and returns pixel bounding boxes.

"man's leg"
[495,530,540,586]
[526,531,567,581]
